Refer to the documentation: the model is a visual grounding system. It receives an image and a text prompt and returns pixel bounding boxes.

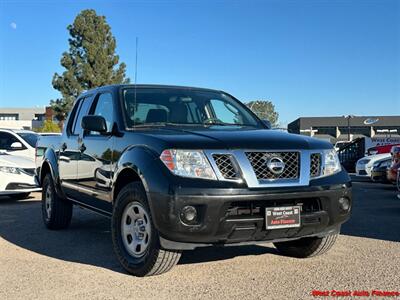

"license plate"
[266,206,301,229]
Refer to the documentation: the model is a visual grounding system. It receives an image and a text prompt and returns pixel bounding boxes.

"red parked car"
[387,146,400,183]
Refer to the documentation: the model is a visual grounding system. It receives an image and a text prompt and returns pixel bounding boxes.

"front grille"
[212,154,238,179]
[21,168,35,176]
[245,151,299,180]
[310,153,321,177]
[226,198,321,218]
[358,170,367,175]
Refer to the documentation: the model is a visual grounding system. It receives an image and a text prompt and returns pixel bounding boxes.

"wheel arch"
[113,167,148,203]
[112,146,157,204]
[40,148,63,196]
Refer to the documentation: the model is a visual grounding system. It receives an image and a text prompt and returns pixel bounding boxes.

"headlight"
[0,166,21,174]
[358,159,370,165]
[322,149,341,176]
[160,149,217,180]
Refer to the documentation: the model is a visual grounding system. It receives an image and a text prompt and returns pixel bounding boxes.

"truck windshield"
[122,88,261,128]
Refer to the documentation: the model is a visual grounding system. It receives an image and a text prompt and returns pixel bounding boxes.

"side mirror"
[81,115,107,133]
[261,119,272,129]
[10,142,24,150]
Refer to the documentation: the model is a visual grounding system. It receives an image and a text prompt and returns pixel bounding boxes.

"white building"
[0,107,55,130]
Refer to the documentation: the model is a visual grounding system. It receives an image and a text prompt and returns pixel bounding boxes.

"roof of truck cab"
[78,84,224,97]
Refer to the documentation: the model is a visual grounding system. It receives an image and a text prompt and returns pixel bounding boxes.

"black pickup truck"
[36,84,352,276]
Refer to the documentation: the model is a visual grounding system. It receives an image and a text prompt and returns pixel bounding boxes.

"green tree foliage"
[38,120,61,133]
[246,100,279,127]
[51,9,129,126]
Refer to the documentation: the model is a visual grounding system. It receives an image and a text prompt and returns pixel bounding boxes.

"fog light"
[180,206,197,224]
[339,197,350,212]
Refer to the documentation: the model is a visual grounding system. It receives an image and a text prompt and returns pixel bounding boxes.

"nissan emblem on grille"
[266,156,285,175]
[245,151,300,180]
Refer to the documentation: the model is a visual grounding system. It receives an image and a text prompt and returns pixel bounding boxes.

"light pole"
[343,115,355,141]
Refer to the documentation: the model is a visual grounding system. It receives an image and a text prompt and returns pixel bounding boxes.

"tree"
[246,100,279,127]
[51,9,129,127]
[38,120,61,133]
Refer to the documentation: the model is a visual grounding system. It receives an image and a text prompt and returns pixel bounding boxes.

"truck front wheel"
[274,232,338,258]
[41,174,73,229]
[111,182,181,277]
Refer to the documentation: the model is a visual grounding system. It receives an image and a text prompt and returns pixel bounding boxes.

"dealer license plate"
[266,206,301,229]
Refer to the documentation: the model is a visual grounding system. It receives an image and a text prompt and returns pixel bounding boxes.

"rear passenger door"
[75,92,115,213]
[59,96,94,199]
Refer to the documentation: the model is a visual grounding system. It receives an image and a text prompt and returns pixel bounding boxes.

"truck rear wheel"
[111,182,181,277]
[41,174,73,229]
[274,232,338,258]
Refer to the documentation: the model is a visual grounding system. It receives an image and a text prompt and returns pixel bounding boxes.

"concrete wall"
[0,120,32,130]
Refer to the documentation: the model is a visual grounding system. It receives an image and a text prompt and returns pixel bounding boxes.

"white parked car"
[0,153,41,199]
[0,129,39,160]
[355,153,392,177]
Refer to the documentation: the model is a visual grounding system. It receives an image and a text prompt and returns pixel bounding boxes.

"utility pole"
[343,115,355,141]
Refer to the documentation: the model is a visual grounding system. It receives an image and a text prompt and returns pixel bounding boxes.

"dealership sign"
[365,137,400,149]
[363,118,380,125]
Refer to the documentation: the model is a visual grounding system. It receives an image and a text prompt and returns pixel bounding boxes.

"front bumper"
[355,165,369,177]
[148,171,352,250]
[371,169,388,182]
[0,173,41,195]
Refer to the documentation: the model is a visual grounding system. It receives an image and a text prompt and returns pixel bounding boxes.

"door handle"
[61,143,67,151]
[79,143,86,153]
[59,156,71,163]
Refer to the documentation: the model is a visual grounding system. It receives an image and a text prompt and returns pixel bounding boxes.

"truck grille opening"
[212,154,239,179]
[310,153,322,178]
[225,198,321,218]
[245,151,299,180]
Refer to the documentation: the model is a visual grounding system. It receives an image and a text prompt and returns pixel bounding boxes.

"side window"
[66,99,82,135]
[209,99,242,124]
[0,132,20,150]
[90,93,114,134]
[73,97,93,136]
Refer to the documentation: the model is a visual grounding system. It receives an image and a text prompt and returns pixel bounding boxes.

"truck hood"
[142,127,332,151]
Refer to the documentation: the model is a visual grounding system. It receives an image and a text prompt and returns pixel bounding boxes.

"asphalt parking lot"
[0,181,399,300]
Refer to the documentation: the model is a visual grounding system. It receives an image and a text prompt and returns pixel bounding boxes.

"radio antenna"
[134,37,138,127]
[134,37,138,85]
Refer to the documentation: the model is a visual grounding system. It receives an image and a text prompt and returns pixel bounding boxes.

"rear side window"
[17,132,38,147]
[73,97,93,135]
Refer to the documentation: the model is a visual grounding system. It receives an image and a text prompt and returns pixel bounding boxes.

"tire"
[9,193,30,200]
[274,232,338,258]
[42,173,73,230]
[112,182,181,277]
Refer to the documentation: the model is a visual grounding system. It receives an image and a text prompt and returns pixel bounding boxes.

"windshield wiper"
[132,122,202,128]
[204,122,257,127]
[132,122,257,128]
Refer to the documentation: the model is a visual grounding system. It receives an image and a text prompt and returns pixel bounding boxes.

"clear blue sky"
[0,0,399,125]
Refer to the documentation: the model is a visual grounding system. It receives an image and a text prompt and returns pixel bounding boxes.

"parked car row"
[355,145,400,184]
[0,128,60,199]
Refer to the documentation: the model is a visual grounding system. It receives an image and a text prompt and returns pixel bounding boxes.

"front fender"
[112,145,169,200]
